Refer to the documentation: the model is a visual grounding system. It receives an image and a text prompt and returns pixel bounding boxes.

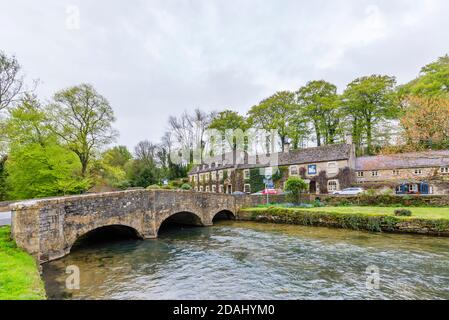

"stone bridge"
[11,190,261,263]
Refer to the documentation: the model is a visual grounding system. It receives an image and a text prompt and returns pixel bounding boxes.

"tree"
[284,176,309,203]
[343,75,398,155]
[400,96,449,149]
[296,80,341,146]
[0,51,28,112]
[48,84,118,176]
[248,91,296,152]
[400,55,449,98]
[0,155,6,201]
[208,110,249,152]
[4,100,88,199]
[102,146,132,168]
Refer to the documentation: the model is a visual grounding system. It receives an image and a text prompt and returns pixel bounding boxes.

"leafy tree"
[400,96,449,149]
[400,55,449,98]
[284,177,309,203]
[48,84,118,176]
[0,155,7,201]
[248,91,296,152]
[4,99,88,199]
[208,110,249,154]
[296,80,341,146]
[343,75,398,155]
[6,142,89,199]
[180,183,192,190]
[102,146,132,168]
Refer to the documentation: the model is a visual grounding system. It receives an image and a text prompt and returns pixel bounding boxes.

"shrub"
[284,177,308,203]
[394,209,412,217]
[146,184,161,190]
[180,183,192,190]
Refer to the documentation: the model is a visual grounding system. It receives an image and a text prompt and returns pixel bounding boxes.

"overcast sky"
[1,0,449,149]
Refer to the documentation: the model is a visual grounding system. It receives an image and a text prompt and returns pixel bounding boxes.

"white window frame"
[219,185,224,193]
[327,180,338,192]
[244,183,251,193]
[205,186,210,192]
[371,171,379,177]
[243,169,250,180]
[212,185,217,193]
[441,167,449,174]
[414,169,423,175]
[357,171,364,177]
[392,170,400,176]
[327,162,338,175]
[218,170,224,180]
[289,165,299,176]
[212,171,217,181]
[199,186,204,192]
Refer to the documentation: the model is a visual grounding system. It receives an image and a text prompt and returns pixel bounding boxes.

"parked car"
[332,187,364,195]
[232,191,247,196]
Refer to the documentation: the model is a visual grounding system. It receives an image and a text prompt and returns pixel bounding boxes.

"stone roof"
[355,150,449,171]
[189,144,353,174]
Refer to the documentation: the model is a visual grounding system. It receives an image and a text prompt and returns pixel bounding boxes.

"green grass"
[248,206,449,220]
[0,226,46,300]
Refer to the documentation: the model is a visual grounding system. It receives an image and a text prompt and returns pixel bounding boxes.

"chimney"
[283,141,290,153]
[345,133,353,145]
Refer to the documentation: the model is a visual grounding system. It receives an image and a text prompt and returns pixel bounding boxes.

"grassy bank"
[240,206,449,236]
[0,226,46,300]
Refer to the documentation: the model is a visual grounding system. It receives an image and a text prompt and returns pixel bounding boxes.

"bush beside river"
[0,226,46,300]
[239,206,449,236]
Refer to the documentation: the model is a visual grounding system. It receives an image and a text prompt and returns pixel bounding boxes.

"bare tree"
[134,140,158,165]
[0,51,28,111]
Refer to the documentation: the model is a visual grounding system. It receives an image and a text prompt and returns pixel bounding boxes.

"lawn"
[0,226,46,300]
[247,206,449,220]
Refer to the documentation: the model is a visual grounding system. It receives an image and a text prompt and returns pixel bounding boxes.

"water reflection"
[42,221,449,300]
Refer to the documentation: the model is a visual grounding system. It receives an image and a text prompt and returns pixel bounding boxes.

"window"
[289,165,299,176]
[205,186,210,192]
[441,167,449,174]
[308,164,317,175]
[392,170,400,176]
[212,185,216,193]
[194,187,198,192]
[243,169,250,180]
[205,173,209,182]
[327,180,338,192]
[219,185,224,193]
[414,169,423,175]
[227,169,232,177]
[327,162,338,175]
[218,170,224,180]
[212,171,217,181]
[244,184,251,193]
[371,171,379,177]
[357,171,364,177]
[199,186,204,192]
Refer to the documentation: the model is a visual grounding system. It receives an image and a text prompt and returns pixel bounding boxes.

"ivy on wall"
[249,168,265,192]
[337,167,356,189]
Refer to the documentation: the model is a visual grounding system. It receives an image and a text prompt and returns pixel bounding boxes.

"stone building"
[189,144,449,195]
[189,143,357,195]
[355,150,449,195]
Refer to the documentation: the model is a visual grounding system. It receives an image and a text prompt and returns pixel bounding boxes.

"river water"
[42,221,449,300]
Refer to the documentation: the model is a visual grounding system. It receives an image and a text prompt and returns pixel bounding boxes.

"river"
[42,221,449,300]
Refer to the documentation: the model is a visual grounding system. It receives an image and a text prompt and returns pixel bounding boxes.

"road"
[0,211,11,226]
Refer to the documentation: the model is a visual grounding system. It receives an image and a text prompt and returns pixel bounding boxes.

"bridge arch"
[67,224,144,254]
[156,211,205,236]
[212,209,236,222]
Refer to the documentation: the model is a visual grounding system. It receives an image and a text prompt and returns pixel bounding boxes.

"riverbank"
[239,206,449,236]
[0,226,46,300]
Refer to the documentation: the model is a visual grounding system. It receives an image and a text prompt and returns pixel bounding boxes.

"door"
[309,181,317,194]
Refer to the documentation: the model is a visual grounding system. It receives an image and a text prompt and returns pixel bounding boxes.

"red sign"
[262,189,278,195]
